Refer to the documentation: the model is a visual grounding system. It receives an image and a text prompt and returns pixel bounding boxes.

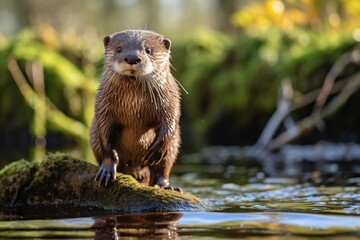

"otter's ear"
[103,35,111,48]
[163,38,171,51]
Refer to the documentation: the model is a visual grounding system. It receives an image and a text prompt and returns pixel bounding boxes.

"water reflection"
[178,212,360,237]
[1,210,360,239]
[0,211,183,239]
[92,212,182,239]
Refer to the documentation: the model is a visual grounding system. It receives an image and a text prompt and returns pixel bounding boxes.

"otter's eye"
[116,47,122,53]
[145,47,152,55]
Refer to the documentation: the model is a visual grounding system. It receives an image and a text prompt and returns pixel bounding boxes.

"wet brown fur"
[90,30,181,186]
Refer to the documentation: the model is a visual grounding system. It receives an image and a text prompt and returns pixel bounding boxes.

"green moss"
[0,160,37,206]
[0,153,206,212]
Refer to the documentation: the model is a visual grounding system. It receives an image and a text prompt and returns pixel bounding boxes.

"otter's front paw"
[94,160,117,186]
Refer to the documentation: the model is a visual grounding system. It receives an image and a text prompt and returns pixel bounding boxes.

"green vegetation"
[1,1,360,158]
[0,31,98,161]
[171,30,358,148]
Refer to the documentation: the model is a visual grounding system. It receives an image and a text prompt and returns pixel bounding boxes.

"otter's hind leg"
[151,127,181,191]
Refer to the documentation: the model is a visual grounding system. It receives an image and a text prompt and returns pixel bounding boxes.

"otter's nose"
[124,54,141,65]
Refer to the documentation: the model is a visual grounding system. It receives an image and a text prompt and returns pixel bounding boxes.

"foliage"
[232,0,360,34]
[1,6,360,156]
[0,30,99,160]
[164,0,360,148]
[171,28,359,148]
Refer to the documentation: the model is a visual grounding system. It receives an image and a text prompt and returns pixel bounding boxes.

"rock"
[0,153,206,212]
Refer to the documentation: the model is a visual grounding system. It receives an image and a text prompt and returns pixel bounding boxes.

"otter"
[90,30,181,189]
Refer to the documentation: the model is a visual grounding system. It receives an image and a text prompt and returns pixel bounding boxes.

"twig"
[313,47,360,113]
[255,80,293,148]
[291,75,350,111]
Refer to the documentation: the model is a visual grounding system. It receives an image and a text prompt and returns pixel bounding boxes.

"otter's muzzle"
[124,54,141,65]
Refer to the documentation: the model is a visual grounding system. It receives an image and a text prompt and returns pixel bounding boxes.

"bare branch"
[268,71,360,151]
[313,47,360,113]
[255,80,293,148]
[255,46,360,151]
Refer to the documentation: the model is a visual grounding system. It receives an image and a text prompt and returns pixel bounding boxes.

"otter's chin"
[122,69,141,76]
[114,63,153,77]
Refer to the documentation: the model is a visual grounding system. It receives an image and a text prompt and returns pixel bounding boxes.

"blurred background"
[1,0,360,166]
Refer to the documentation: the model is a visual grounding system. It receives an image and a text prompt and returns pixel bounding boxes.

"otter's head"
[103,30,171,77]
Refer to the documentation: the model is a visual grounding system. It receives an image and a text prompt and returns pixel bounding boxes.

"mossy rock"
[0,153,206,212]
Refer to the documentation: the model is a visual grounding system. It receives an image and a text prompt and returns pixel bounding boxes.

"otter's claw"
[154,177,182,193]
[165,186,183,193]
[94,161,117,186]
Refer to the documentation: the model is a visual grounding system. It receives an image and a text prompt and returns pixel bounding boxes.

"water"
[1,149,360,239]
[1,175,359,239]
[1,211,360,239]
